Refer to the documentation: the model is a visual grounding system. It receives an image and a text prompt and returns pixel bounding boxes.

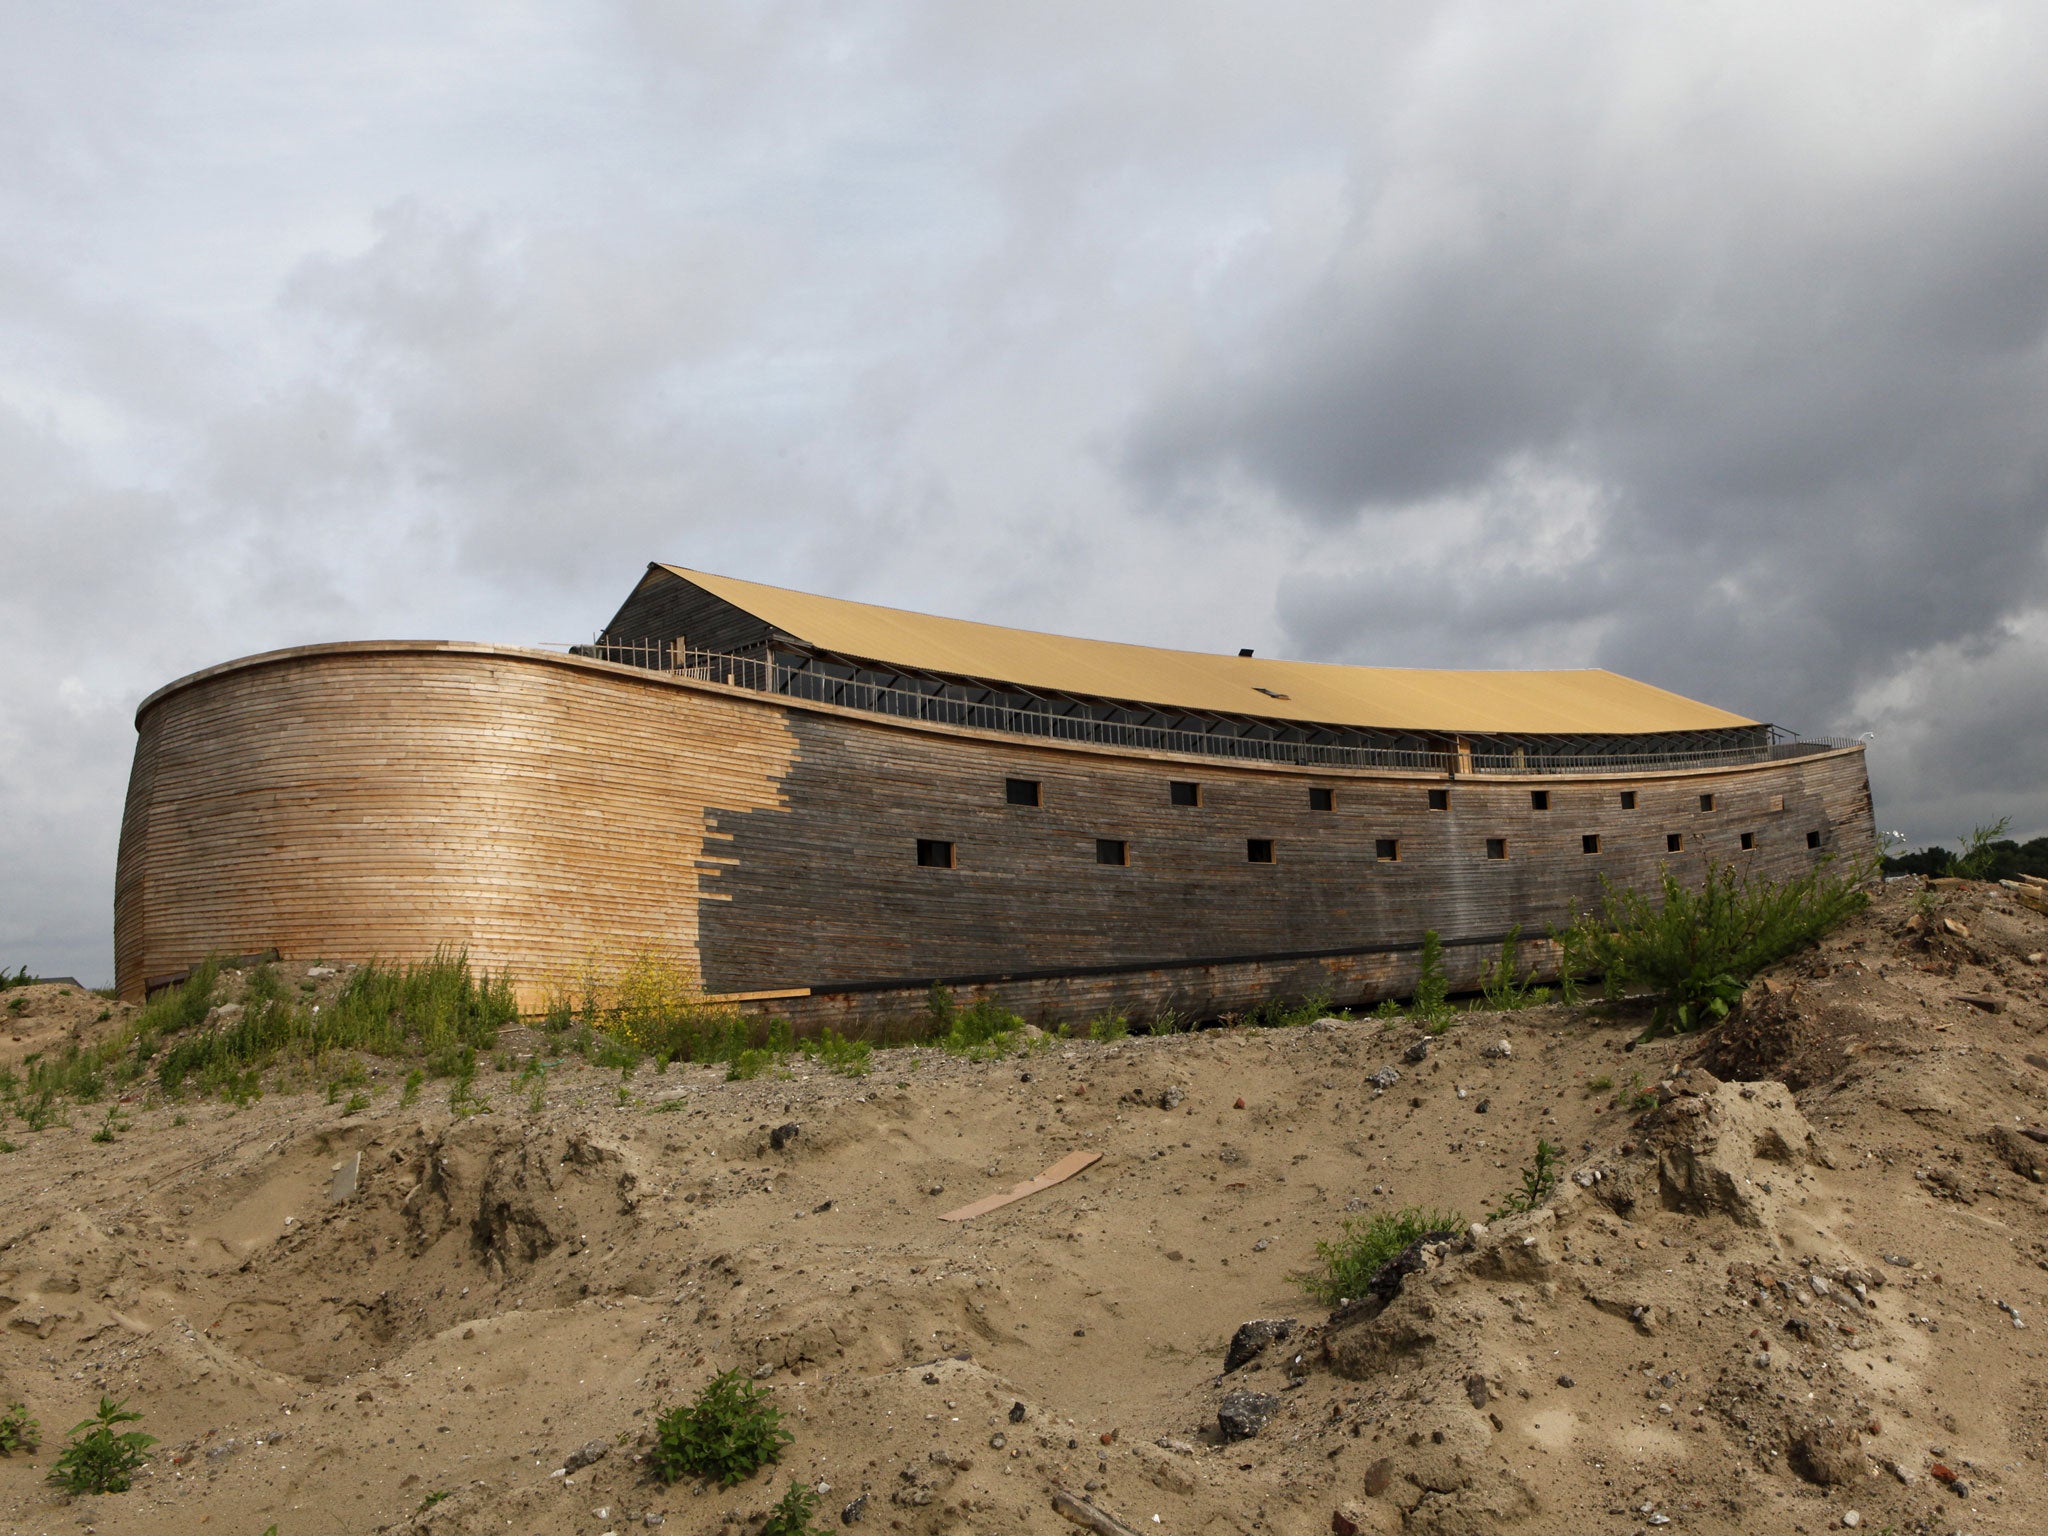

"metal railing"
[572,640,1853,776]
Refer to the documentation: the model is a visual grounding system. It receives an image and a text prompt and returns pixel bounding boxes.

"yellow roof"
[658,564,1755,736]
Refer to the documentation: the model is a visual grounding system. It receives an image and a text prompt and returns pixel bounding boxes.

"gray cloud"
[4,2,2045,983]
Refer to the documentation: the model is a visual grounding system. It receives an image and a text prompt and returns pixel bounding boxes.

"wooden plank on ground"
[940,1150,1102,1222]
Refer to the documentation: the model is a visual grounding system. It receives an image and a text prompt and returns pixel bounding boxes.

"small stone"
[1474,1098,1490,1114]
[1369,1068,1399,1090]
[841,1491,868,1524]
[1556,1374,1575,1388]
[1464,1373,1490,1408]
[562,1439,609,1473]
[1164,1250,1183,1262]
[1842,1513,1860,1529]
[1481,1038,1512,1060]
[1361,1457,1396,1497]
[1224,1319,1296,1374]
[1402,1039,1429,1063]
[1234,1097,1246,1109]
[989,1432,1006,1450]
[1332,1511,1360,1536]
[1217,1389,1280,1441]
[1930,1462,1957,1483]
[1159,1086,1186,1110]
[770,1122,800,1150]
[928,1184,944,1197]
[1009,1402,1027,1423]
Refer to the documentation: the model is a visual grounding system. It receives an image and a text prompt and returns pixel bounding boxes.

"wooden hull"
[116,642,1876,1023]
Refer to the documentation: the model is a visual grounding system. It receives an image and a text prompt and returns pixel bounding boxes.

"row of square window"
[916,827,1825,868]
[1006,778,1748,814]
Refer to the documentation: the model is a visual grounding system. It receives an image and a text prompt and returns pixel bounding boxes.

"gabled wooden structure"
[116,566,1874,1021]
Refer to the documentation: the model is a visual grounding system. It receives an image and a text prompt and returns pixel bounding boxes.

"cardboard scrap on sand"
[939,1150,1102,1222]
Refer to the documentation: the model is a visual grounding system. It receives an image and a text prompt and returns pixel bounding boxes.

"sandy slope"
[0,880,2043,1536]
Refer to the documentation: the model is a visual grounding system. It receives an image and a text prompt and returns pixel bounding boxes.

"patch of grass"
[0,1401,39,1454]
[1411,930,1453,1030]
[1585,1073,1614,1094]
[803,1027,871,1078]
[1558,859,1871,1038]
[400,1068,424,1108]
[90,1106,126,1143]
[650,1369,793,1487]
[926,987,1026,1058]
[148,951,515,1099]
[1146,1007,1193,1035]
[342,1090,372,1115]
[48,1396,154,1494]
[1623,1070,1657,1112]
[760,1479,830,1536]
[1297,1206,1465,1307]
[1488,1138,1560,1221]
[0,965,30,990]
[1242,992,1333,1029]
[1086,1011,1129,1043]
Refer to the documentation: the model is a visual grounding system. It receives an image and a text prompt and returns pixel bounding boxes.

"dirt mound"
[0,878,2043,1535]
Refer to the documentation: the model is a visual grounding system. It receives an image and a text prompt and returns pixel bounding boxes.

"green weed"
[1086,1011,1129,1043]
[48,1397,154,1494]
[649,1370,792,1487]
[1585,1073,1614,1093]
[1297,1207,1465,1307]
[928,988,1025,1058]
[804,1027,872,1078]
[1477,927,1548,1011]
[760,1478,830,1536]
[1488,1139,1560,1220]
[1557,859,1871,1038]
[0,1401,38,1454]
[1412,931,1453,1030]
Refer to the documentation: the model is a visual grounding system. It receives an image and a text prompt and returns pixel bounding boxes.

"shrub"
[760,1479,829,1536]
[48,1397,154,1494]
[0,1401,39,1454]
[1297,1206,1465,1306]
[650,1370,793,1487]
[1557,859,1870,1038]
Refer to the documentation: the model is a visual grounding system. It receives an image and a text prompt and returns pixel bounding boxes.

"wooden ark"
[114,565,1876,1025]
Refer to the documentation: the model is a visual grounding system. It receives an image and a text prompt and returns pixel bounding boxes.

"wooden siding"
[116,643,1876,1023]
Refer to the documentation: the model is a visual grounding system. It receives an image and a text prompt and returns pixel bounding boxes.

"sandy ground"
[0,879,2044,1536]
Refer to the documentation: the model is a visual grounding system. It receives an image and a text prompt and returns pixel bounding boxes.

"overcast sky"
[5,3,2046,984]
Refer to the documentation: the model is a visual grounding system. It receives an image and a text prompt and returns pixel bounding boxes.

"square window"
[1807,829,1822,849]
[916,839,955,868]
[1428,788,1450,811]
[1619,790,1638,810]
[1375,838,1399,862]
[1309,787,1334,812]
[1096,838,1128,866]
[1170,780,1201,807]
[1005,777,1042,807]
[1486,838,1508,860]
[1740,831,1756,851]
[1246,838,1275,863]
[1769,794,1785,813]
[1699,793,1716,812]
[1531,790,1551,810]
[1666,832,1684,852]
[1582,833,1601,854]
